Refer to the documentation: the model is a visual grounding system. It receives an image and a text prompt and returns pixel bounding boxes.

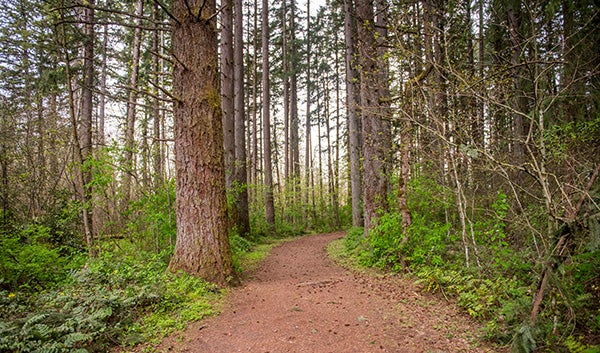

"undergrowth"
[0,247,221,353]
[0,231,288,353]
[339,177,600,353]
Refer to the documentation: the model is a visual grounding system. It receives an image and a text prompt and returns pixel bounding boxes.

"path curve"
[147,232,499,353]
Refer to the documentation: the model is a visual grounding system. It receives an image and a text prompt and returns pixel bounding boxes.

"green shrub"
[0,249,221,353]
[344,226,365,253]
[0,224,85,292]
[125,181,176,253]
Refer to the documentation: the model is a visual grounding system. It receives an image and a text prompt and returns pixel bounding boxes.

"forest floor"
[129,232,505,353]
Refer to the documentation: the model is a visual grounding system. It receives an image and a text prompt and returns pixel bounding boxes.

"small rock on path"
[143,232,500,353]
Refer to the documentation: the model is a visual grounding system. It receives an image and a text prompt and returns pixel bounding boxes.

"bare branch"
[153,0,181,26]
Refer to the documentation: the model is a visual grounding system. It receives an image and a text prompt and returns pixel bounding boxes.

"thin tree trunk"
[98,11,109,146]
[221,0,236,230]
[507,0,526,162]
[59,9,95,257]
[289,1,299,180]
[81,0,96,256]
[152,2,164,188]
[222,0,235,186]
[262,0,275,227]
[234,0,250,237]
[305,1,312,217]
[344,0,363,227]
[333,46,341,228]
[124,0,144,206]
[282,0,290,181]
[251,0,259,192]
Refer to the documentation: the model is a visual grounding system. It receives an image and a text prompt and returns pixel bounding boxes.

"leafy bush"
[126,181,176,253]
[0,249,221,353]
[0,224,85,292]
[344,226,365,254]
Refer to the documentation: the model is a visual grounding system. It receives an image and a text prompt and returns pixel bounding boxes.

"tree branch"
[153,0,181,26]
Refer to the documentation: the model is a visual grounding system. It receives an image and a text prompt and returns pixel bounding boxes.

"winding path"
[146,232,499,353]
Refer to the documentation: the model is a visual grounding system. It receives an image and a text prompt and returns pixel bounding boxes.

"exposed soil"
[135,232,503,353]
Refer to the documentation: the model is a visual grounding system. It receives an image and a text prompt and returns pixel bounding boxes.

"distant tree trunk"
[356,0,390,233]
[507,0,527,162]
[282,0,290,181]
[305,1,312,217]
[234,0,250,237]
[476,0,485,148]
[221,0,235,192]
[262,0,275,227]
[123,0,144,207]
[316,77,324,202]
[169,0,235,286]
[80,0,96,256]
[98,14,109,146]
[289,1,300,180]
[251,0,260,190]
[344,0,363,227]
[140,111,151,189]
[152,2,164,188]
[333,47,341,228]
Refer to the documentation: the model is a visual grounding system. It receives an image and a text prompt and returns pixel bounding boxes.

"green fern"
[63,332,92,347]
[510,324,536,353]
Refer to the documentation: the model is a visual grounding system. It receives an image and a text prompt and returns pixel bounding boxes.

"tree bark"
[169,0,235,286]
[221,0,235,192]
[343,0,363,227]
[305,1,312,217]
[289,1,300,179]
[123,0,144,206]
[152,2,164,188]
[98,8,109,147]
[262,0,275,227]
[234,0,250,237]
[81,0,96,256]
[356,0,390,233]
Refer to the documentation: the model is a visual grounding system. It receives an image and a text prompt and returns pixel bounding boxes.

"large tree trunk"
[356,0,390,233]
[234,0,250,237]
[262,0,275,227]
[169,0,234,287]
[343,0,363,227]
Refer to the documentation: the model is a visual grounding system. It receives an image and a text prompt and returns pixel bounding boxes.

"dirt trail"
[144,232,499,353]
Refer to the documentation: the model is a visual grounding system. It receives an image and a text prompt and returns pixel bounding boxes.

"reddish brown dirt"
[137,232,503,353]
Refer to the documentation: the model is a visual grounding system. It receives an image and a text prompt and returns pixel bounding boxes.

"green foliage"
[407,175,452,223]
[362,213,404,270]
[340,177,546,348]
[125,181,176,253]
[544,116,600,160]
[0,223,85,292]
[229,231,253,272]
[0,249,221,352]
[510,324,537,353]
[403,215,451,269]
[343,226,365,254]
[564,336,600,353]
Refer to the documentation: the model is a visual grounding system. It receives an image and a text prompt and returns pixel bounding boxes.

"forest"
[0,0,598,352]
